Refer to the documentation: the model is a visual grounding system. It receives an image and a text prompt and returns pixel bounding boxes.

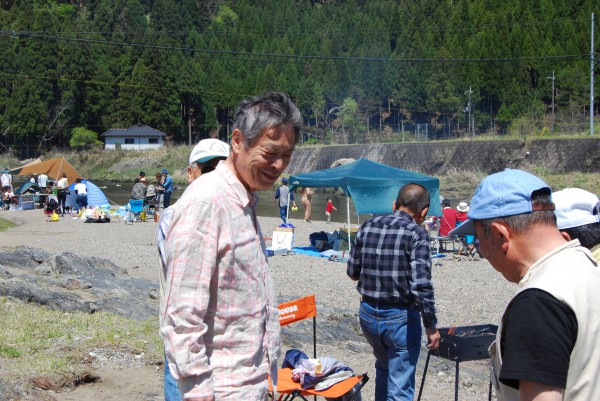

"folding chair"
[126,199,144,224]
[428,227,457,254]
[454,221,478,257]
[270,294,369,401]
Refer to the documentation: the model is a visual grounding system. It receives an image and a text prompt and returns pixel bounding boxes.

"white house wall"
[104,137,165,151]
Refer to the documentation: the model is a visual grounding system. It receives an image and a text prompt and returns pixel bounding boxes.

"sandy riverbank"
[0,208,515,401]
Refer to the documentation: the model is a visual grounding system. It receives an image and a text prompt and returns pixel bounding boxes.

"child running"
[325,197,337,224]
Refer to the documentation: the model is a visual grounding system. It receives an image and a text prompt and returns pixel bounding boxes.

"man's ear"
[230,128,243,154]
[392,200,397,211]
[560,231,572,242]
[491,221,511,253]
[186,166,194,184]
[419,206,429,220]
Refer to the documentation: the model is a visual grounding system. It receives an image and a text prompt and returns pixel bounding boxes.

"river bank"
[3,138,599,200]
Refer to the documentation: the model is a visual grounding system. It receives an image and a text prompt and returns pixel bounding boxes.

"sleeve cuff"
[422,314,437,329]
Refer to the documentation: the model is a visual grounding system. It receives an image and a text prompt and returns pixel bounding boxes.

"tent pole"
[347,196,351,253]
[285,192,290,223]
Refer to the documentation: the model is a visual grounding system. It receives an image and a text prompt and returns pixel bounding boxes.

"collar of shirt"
[215,162,258,210]
[393,209,415,223]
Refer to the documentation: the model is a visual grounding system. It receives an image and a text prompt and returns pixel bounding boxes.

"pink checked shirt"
[161,162,281,400]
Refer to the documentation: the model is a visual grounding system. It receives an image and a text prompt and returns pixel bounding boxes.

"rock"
[0,247,158,320]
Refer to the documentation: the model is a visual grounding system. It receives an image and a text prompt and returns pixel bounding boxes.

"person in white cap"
[157,138,230,401]
[553,188,600,262]
[455,201,477,255]
[451,169,600,401]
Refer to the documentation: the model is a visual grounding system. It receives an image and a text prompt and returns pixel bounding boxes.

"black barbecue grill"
[417,324,498,401]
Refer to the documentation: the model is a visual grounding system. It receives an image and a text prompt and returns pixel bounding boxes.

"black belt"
[362,295,412,308]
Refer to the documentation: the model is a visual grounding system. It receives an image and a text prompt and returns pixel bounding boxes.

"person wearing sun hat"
[455,201,469,222]
[451,169,600,401]
[455,201,476,254]
[553,187,600,262]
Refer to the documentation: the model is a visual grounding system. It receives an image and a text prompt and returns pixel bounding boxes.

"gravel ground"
[0,208,516,400]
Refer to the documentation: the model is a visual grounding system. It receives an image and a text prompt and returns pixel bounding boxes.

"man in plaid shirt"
[347,183,441,401]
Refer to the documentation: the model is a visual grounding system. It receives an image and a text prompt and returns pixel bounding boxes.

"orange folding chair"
[270,294,369,401]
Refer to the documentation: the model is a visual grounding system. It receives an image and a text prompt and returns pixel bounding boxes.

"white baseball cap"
[553,188,600,230]
[189,139,230,165]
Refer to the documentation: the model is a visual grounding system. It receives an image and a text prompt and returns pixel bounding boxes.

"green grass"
[0,297,163,389]
[0,217,15,232]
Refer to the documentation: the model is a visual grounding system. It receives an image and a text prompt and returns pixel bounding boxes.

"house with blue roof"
[100,124,167,150]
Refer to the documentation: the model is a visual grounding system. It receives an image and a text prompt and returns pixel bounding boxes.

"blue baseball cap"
[450,169,552,236]
[161,168,168,174]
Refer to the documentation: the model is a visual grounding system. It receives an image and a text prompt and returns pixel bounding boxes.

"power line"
[10,15,595,37]
[0,30,590,63]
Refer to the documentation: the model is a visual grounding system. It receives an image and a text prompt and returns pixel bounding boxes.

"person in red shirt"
[456,201,469,224]
[325,197,337,223]
[439,199,458,236]
[455,201,477,255]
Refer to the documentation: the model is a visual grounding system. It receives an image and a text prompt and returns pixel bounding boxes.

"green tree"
[69,127,103,148]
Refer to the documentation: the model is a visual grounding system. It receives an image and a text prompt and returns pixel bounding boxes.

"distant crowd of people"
[131,168,173,209]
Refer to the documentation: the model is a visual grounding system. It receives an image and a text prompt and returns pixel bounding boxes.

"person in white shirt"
[56,173,69,215]
[38,173,48,191]
[74,178,88,212]
[1,171,12,191]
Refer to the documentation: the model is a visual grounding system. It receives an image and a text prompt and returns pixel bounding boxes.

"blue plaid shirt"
[347,210,438,328]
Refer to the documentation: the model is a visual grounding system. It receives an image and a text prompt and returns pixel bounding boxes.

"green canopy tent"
[288,158,441,252]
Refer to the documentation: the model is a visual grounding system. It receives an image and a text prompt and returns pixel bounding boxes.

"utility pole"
[465,86,474,137]
[547,71,555,134]
[591,12,595,135]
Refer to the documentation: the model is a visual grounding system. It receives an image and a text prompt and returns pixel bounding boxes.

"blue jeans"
[279,206,287,223]
[164,353,182,401]
[163,192,172,209]
[76,194,87,211]
[359,301,422,401]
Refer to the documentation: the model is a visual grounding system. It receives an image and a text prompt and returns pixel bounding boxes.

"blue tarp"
[14,181,42,196]
[66,180,109,208]
[289,158,441,217]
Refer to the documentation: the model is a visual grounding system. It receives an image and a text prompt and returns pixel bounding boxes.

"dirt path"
[53,366,164,401]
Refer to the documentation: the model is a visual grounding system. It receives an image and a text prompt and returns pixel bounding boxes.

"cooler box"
[18,194,35,210]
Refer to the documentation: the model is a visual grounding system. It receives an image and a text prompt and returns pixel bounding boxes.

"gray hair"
[232,92,302,147]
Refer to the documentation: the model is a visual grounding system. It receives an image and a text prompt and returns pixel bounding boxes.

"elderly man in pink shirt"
[161,92,302,401]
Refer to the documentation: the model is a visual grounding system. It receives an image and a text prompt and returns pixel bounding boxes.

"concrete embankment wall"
[285,138,600,176]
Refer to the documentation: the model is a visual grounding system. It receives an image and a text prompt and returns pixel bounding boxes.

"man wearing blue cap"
[161,168,173,208]
[274,177,296,223]
[451,169,600,401]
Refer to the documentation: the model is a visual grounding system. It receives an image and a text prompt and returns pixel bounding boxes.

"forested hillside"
[0,0,597,156]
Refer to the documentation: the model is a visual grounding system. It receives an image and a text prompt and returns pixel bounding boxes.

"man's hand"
[425,327,441,350]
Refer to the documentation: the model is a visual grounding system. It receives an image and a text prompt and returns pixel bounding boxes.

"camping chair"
[453,221,475,256]
[270,294,369,401]
[428,221,456,255]
[126,199,144,224]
